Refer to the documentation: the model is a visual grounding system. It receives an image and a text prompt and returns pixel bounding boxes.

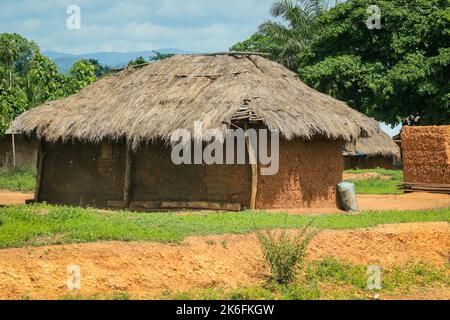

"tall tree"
[0,33,100,135]
[297,0,450,125]
[232,0,329,70]
[86,59,111,77]
[150,51,175,61]
[127,56,146,66]
[66,60,97,93]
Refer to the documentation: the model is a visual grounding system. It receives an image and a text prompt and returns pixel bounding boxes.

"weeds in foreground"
[59,291,130,300]
[160,258,450,300]
[257,223,317,284]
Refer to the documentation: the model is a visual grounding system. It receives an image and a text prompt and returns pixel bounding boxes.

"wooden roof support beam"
[123,141,133,209]
[245,123,258,210]
[34,139,46,203]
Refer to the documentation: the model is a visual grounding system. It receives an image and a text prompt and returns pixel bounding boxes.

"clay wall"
[402,126,450,184]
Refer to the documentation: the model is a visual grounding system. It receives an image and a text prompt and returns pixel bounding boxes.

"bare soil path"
[343,172,391,181]
[279,192,450,214]
[0,222,448,300]
[0,190,33,206]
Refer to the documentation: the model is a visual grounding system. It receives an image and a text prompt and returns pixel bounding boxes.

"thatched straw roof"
[344,129,401,158]
[13,53,380,148]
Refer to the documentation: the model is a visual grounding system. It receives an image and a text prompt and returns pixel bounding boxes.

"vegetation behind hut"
[232,0,450,126]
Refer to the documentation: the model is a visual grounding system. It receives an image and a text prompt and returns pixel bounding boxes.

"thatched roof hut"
[12,53,382,211]
[343,130,401,170]
[13,53,379,147]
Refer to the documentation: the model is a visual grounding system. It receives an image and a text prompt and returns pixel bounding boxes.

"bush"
[257,224,316,284]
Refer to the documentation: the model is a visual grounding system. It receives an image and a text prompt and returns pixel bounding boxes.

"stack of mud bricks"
[402,126,450,184]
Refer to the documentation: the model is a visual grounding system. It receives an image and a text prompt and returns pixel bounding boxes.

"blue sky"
[0,0,276,54]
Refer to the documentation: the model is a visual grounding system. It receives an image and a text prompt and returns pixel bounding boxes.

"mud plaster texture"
[256,138,344,209]
[0,135,37,168]
[402,126,450,184]
[37,137,344,211]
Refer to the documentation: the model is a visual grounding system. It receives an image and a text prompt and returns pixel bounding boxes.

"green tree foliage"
[22,54,67,104]
[0,33,39,76]
[149,51,175,61]
[128,56,146,66]
[231,0,329,70]
[67,60,97,93]
[297,0,450,125]
[230,34,280,60]
[0,85,27,134]
[0,33,99,135]
[86,59,111,77]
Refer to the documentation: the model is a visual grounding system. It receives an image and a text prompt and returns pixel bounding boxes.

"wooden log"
[107,200,126,208]
[34,139,46,202]
[11,131,16,169]
[132,201,242,211]
[245,123,258,210]
[123,142,132,209]
[399,182,450,194]
[402,182,450,188]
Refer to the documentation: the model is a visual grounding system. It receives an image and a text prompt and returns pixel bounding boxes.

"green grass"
[0,166,36,192]
[59,292,131,301]
[344,169,403,195]
[0,204,448,249]
[159,258,450,300]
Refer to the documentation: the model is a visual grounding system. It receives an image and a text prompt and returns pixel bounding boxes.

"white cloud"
[23,19,42,30]
[1,0,275,53]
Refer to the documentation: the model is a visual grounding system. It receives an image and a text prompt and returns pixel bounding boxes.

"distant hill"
[43,48,188,72]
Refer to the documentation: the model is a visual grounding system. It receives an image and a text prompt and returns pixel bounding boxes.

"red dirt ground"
[275,192,450,214]
[0,190,33,205]
[343,172,391,181]
[0,222,448,300]
[0,189,449,300]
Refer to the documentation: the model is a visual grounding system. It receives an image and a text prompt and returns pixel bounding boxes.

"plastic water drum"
[337,182,359,212]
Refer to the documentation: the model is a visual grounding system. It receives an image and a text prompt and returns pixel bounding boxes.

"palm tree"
[258,0,329,70]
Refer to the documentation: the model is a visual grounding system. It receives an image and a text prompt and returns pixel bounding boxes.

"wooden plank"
[402,183,450,188]
[107,200,126,208]
[34,140,46,202]
[408,187,450,192]
[131,201,242,211]
[401,183,450,190]
[130,201,161,209]
[245,123,258,210]
[123,142,132,209]
[399,182,450,194]
[404,189,450,194]
[11,131,16,168]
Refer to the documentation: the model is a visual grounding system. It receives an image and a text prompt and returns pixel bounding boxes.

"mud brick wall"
[39,137,344,211]
[0,135,37,168]
[402,126,450,184]
[40,141,102,206]
[256,138,344,209]
[132,142,251,206]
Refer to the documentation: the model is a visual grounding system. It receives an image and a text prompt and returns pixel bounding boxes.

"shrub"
[257,224,316,284]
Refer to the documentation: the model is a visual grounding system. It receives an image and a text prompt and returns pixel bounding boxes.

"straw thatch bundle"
[13,53,380,148]
[344,129,400,158]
